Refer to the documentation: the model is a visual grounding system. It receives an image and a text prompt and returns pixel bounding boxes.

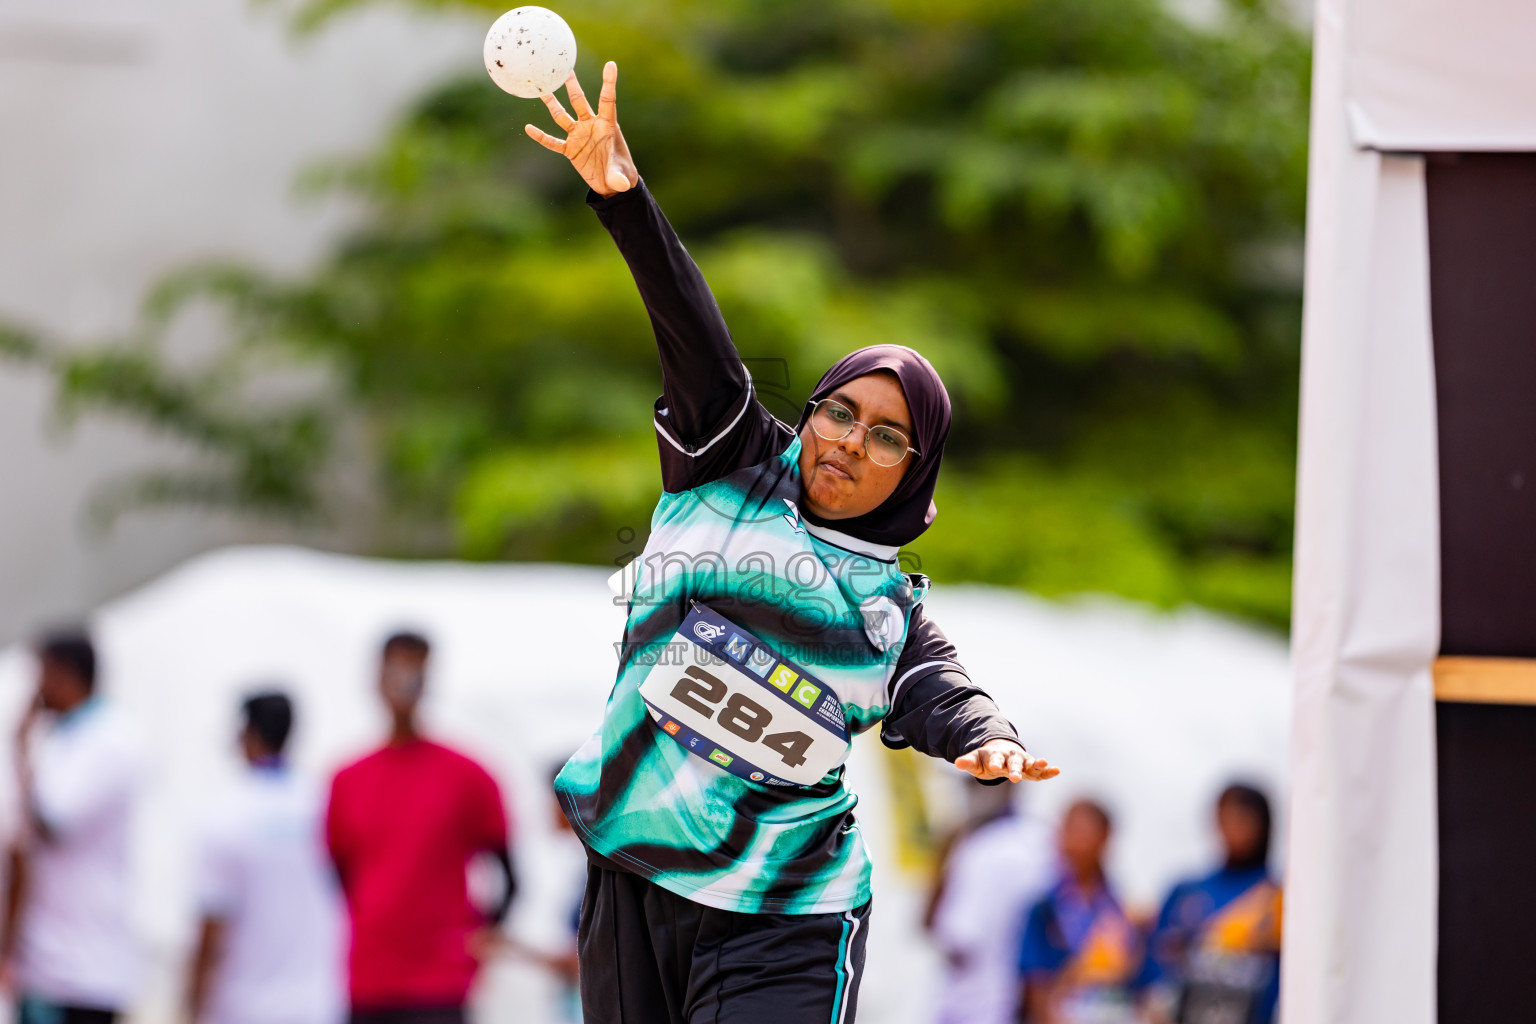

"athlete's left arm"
[882,605,1059,784]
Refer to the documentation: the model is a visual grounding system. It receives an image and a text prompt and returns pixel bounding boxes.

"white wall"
[0,0,484,642]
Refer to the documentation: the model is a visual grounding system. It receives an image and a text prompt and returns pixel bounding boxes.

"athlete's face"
[797,372,913,521]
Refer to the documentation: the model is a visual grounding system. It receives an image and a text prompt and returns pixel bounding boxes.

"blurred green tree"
[2,0,1309,625]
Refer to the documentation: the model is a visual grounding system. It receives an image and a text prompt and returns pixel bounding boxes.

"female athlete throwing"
[528,61,1059,1024]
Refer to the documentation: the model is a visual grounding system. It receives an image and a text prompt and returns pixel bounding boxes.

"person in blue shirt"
[1015,800,1142,1024]
[1138,784,1283,1024]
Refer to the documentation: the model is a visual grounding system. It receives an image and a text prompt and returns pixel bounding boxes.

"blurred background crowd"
[4,619,1281,1024]
[0,0,1309,1020]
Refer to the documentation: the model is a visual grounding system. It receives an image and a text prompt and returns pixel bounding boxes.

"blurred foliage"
[1,0,1309,625]
[1,320,331,526]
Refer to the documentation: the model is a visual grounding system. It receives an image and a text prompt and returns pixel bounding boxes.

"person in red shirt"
[326,632,516,1024]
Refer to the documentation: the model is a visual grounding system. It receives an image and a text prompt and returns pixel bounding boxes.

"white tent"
[0,546,1289,1024]
[1289,3,1536,1022]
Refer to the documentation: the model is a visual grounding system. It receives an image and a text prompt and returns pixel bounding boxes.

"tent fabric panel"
[1346,0,1536,151]
[1286,0,1440,1018]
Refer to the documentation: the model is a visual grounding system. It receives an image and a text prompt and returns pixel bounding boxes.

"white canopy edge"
[1284,0,1442,1020]
[1346,0,1536,151]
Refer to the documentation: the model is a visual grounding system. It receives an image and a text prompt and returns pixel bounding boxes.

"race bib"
[638,604,851,787]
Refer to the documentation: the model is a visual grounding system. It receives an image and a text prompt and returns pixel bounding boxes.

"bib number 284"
[672,667,814,768]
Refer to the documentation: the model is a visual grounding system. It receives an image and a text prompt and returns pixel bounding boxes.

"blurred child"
[1016,800,1141,1024]
[1138,784,1282,1024]
[520,766,583,1024]
[925,781,1054,1024]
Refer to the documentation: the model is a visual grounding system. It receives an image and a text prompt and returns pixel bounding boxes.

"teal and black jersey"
[555,181,1019,915]
[560,432,924,913]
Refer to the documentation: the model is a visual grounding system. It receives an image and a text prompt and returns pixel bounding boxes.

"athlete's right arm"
[588,181,755,454]
[526,63,786,489]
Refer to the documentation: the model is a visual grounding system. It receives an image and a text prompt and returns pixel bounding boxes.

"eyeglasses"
[808,399,919,468]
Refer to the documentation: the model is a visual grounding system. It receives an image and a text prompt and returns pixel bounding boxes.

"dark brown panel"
[1427,153,1536,658]
[1430,154,1536,1023]
[1436,701,1536,1024]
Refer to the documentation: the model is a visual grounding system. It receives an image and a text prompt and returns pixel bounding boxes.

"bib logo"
[723,634,752,662]
[749,771,765,782]
[745,647,775,678]
[693,621,727,644]
[709,749,734,768]
[791,680,822,709]
[768,665,799,693]
[662,720,681,735]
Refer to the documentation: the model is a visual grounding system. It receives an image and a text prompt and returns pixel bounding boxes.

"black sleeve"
[588,181,791,492]
[484,845,517,927]
[881,603,1021,770]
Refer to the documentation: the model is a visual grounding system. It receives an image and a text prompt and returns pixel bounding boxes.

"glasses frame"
[807,398,921,468]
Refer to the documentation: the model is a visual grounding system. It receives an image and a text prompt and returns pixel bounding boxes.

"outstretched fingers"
[1006,748,1025,783]
[1025,757,1060,780]
[954,743,1060,783]
[564,72,595,119]
[524,124,565,153]
[598,61,619,122]
[540,92,576,131]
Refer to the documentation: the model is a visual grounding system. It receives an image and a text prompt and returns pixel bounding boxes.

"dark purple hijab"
[794,344,951,548]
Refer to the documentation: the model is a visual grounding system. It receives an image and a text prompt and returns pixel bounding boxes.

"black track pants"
[577,864,870,1024]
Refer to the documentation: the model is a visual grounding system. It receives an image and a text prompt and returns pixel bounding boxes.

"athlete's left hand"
[954,739,1059,783]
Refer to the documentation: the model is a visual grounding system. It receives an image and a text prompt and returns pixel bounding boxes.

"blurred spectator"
[187,691,342,1024]
[505,765,583,1024]
[1138,784,1282,1024]
[924,781,1054,1024]
[541,764,582,1022]
[325,632,516,1024]
[1,629,142,1024]
[1016,800,1141,1024]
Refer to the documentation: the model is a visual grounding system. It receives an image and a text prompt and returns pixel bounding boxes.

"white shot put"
[484,6,576,99]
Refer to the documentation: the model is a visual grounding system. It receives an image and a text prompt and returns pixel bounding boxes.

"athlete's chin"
[804,478,862,520]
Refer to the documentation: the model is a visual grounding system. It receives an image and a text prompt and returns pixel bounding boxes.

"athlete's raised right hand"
[525,61,638,197]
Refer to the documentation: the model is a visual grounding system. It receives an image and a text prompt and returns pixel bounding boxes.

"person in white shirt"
[187,691,343,1024]
[924,782,1056,1024]
[2,629,143,1024]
